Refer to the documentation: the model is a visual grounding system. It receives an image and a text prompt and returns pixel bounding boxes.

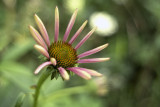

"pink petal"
[50,58,57,66]
[74,67,102,76]
[34,14,50,47]
[63,9,78,42]
[77,58,110,63]
[78,43,109,58]
[34,44,50,58]
[75,27,97,50]
[34,61,52,74]
[29,25,48,50]
[58,67,70,80]
[54,6,59,42]
[68,20,88,44]
[67,67,91,80]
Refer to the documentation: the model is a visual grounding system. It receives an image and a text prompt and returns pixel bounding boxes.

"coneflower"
[29,6,110,80]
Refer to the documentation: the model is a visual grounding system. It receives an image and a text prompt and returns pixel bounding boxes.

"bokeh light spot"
[89,12,118,36]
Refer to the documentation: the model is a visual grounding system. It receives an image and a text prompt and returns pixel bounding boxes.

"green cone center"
[48,41,78,68]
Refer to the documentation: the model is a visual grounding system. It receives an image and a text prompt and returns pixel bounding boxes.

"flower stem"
[33,68,52,107]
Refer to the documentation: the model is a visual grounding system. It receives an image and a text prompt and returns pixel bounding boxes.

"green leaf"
[14,93,26,107]
[0,61,34,91]
[0,31,11,51]
[2,38,34,61]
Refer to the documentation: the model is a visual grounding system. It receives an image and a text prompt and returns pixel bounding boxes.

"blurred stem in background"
[43,82,97,104]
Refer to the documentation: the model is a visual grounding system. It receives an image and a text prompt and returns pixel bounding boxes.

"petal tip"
[105,43,109,46]
[106,57,110,60]
[84,20,88,24]
[34,14,38,18]
[28,25,32,28]
[86,76,92,80]
[50,58,57,66]
[102,43,109,49]
[73,8,78,16]
[58,67,70,81]
[82,20,88,27]
[34,14,41,23]
[75,8,78,12]
[65,76,70,80]
[34,72,38,75]
[93,26,97,31]
[97,73,103,77]
[34,44,39,49]
[55,6,59,12]
[29,25,34,30]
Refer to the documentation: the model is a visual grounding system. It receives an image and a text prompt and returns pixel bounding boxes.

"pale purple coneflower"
[29,6,110,80]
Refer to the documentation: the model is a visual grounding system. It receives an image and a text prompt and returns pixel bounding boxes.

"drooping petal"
[73,67,102,76]
[54,6,59,42]
[34,44,50,58]
[67,67,91,80]
[77,58,110,63]
[58,67,70,80]
[50,57,57,66]
[75,27,97,50]
[29,25,48,50]
[78,43,109,58]
[34,14,50,47]
[34,61,52,74]
[63,9,78,42]
[68,20,88,44]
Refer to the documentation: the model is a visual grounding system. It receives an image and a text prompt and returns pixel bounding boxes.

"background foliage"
[0,0,160,107]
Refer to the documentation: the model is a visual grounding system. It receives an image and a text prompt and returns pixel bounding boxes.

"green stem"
[33,69,52,107]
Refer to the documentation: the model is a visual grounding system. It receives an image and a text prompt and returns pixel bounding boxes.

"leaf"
[0,31,11,51]
[2,38,34,61]
[0,61,34,91]
[14,93,26,107]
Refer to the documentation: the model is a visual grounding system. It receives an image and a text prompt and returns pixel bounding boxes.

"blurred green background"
[0,0,160,107]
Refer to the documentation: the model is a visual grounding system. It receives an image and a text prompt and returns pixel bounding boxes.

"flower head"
[29,6,110,80]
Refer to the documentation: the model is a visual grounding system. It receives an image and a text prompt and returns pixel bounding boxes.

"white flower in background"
[93,76,108,96]
[90,12,118,36]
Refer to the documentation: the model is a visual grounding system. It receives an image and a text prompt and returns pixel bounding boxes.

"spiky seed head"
[48,41,78,68]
